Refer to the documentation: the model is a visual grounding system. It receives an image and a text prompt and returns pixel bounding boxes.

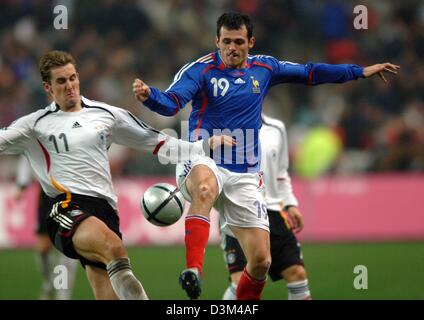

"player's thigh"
[72,216,127,265]
[85,264,118,300]
[176,157,222,202]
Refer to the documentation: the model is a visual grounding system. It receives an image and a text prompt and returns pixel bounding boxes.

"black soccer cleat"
[179,268,202,300]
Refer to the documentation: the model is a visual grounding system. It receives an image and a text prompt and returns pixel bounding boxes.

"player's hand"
[133,78,151,102]
[208,135,236,150]
[363,63,400,83]
[286,206,304,233]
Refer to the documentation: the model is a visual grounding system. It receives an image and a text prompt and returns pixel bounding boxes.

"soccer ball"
[141,183,185,226]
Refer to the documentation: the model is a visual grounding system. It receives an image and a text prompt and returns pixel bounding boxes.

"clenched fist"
[133,78,151,102]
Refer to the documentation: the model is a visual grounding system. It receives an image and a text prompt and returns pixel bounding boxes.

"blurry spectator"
[0,0,422,177]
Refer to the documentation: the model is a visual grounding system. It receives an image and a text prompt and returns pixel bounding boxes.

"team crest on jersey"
[94,124,109,149]
[226,252,236,264]
[250,76,261,93]
[95,124,107,130]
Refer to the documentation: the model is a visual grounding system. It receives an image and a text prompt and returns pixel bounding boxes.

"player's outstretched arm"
[112,108,235,163]
[362,62,400,83]
[266,56,400,85]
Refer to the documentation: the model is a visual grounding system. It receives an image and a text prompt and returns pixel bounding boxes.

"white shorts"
[176,157,269,235]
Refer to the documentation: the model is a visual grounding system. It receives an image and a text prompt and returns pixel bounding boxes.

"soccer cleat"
[179,268,202,300]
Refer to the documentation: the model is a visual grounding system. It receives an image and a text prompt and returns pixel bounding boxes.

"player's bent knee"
[295,266,307,279]
[187,166,218,202]
[291,265,308,281]
[197,182,217,202]
[104,238,127,261]
[260,257,272,271]
[251,255,271,275]
[190,178,218,204]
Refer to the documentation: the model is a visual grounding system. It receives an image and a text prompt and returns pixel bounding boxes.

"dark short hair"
[39,50,77,83]
[216,12,254,39]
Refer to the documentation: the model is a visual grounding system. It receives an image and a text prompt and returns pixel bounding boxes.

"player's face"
[216,25,255,69]
[44,63,81,111]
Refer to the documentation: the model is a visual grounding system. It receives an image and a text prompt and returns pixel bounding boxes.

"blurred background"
[0,0,423,299]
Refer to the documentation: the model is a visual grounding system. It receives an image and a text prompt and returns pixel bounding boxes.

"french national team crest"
[250,76,261,93]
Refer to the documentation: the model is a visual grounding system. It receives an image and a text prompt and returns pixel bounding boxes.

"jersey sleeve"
[0,115,34,155]
[111,107,206,163]
[143,62,202,116]
[276,123,299,208]
[259,56,364,86]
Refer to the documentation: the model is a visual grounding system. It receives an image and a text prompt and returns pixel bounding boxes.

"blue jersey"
[144,51,364,173]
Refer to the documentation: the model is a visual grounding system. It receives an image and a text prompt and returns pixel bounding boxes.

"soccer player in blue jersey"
[133,12,399,300]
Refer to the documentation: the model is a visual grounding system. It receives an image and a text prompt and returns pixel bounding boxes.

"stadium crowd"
[0,0,423,177]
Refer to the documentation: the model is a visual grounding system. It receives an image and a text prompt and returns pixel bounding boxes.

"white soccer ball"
[141,183,185,226]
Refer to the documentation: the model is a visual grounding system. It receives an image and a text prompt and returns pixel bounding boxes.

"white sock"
[106,258,148,300]
[55,255,78,300]
[287,279,312,300]
[222,282,237,300]
[36,252,54,299]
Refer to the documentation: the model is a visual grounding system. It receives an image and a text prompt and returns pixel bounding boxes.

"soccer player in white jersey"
[15,155,78,300]
[0,50,231,300]
[221,114,311,300]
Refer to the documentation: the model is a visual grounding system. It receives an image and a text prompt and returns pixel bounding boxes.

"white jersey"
[260,115,298,212]
[0,96,204,209]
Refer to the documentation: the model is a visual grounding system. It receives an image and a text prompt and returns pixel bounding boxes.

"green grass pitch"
[0,242,423,300]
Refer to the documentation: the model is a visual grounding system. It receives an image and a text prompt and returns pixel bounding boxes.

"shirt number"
[211,77,229,97]
[49,133,69,153]
[254,200,268,220]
